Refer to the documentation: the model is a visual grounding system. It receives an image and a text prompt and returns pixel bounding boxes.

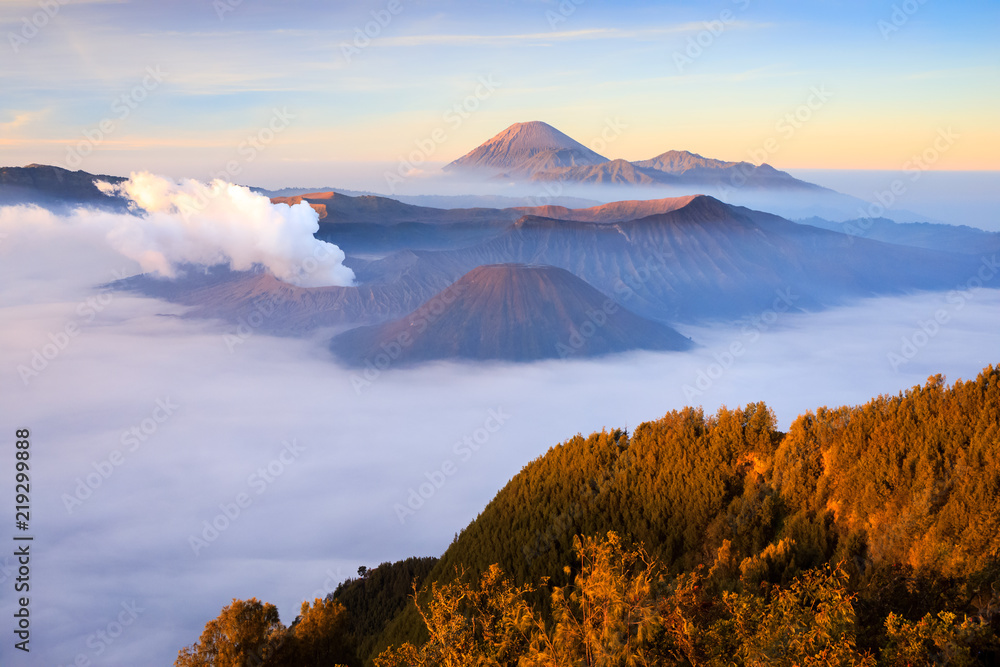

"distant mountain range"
[274,191,707,226]
[3,161,994,365]
[799,215,1000,255]
[440,121,939,223]
[339,194,979,323]
[443,121,822,192]
[114,194,983,349]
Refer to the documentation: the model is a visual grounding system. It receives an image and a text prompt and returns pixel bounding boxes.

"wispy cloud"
[0,109,47,134]
[378,22,770,47]
[0,0,127,22]
[903,66,997,80]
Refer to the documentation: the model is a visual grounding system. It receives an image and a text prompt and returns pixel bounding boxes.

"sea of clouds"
[0,179,997,664]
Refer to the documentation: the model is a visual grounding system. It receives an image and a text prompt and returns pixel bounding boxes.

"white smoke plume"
[4,172,355,288]
[98,172,355,287]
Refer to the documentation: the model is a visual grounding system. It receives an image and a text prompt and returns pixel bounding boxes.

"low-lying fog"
[1,205,997,665]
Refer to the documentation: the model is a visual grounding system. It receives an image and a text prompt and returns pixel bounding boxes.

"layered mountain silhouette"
[347,195,982,322]
[273,190,706,227]
[634,150,822,189]
[799,216,1000,255]
[278,191,750,256]
[116,194,984,344]
[330,264,692,365]
[7,160,988,364]
[438,122,951,222]
[443,121,818,191]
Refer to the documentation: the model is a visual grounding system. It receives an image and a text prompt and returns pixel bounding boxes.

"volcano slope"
[329,263,693,365]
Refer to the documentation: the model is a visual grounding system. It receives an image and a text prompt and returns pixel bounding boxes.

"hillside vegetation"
[177,364,1000,665]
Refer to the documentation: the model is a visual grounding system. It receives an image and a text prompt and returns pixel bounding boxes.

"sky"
[1,0,999,188]
[1,2,999,663]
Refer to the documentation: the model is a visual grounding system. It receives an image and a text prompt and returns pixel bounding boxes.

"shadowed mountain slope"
[330,264,692,365]
[364,195,983,322]
[0,164,127,210]
[116,195,986,338]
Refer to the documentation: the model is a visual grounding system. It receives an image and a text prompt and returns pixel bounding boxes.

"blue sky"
[1,0,997,186]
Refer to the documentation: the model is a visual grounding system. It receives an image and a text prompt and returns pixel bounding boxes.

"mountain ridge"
[443,121,821,191]
[115,193,986,338]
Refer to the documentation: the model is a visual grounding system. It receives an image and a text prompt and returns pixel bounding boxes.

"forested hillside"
[177,365,1000,665]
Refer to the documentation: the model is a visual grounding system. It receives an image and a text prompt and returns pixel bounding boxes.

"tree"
[524,531,664,666]
[374,564,536,667]
[881,611,997,666]
[176,598,285,667]
[719,565,875,667]
[280,598,355,666]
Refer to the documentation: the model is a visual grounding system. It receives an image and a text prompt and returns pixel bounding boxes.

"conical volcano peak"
[445,121,608,175]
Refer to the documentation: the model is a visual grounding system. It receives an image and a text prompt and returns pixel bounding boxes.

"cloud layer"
[0,201,997,664]
[2,172,355,288]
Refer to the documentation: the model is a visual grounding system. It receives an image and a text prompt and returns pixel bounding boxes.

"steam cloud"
[6,172,356,287]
